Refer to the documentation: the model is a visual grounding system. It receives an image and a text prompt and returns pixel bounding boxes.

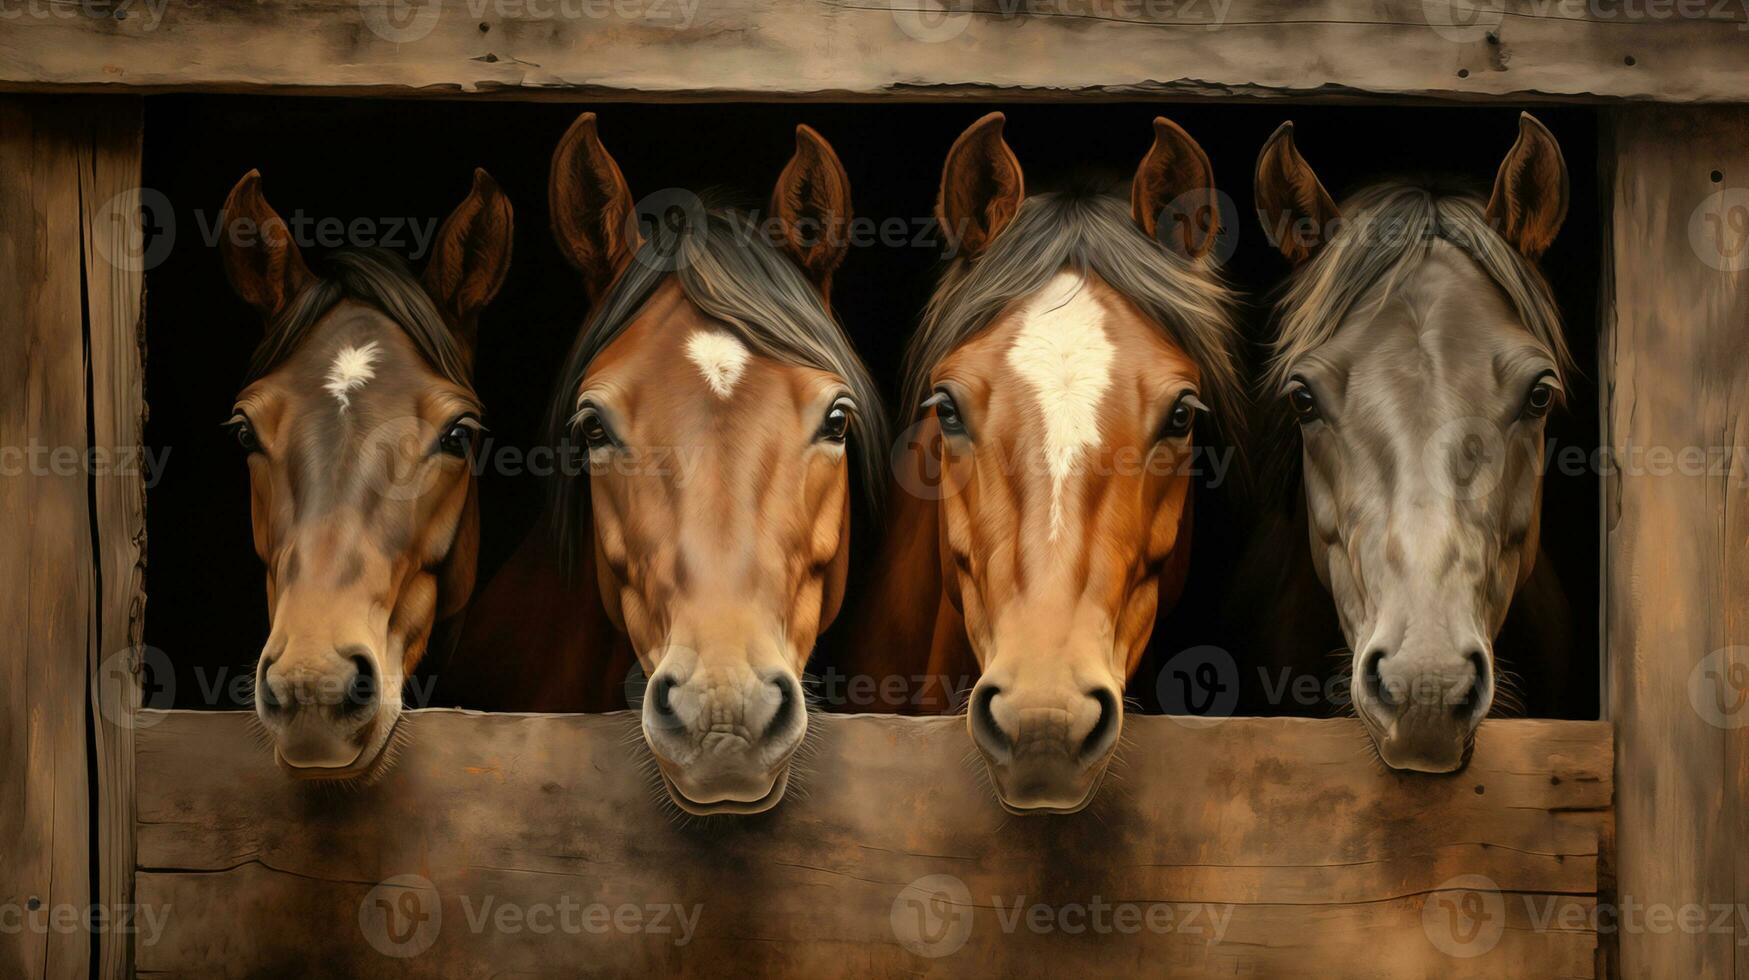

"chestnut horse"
[843,114,1245,813]
[222,169,513,779]
[1238,113,1574,771]
[446,114,887,815]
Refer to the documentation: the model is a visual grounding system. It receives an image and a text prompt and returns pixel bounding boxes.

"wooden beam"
[136,711,1608,977]
[79,97,146,980]
[1605,106,1749,980]
[0,0,1745,102]
[0,98,97,980]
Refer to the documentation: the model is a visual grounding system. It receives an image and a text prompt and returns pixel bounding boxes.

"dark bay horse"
[1239,112,1574,772]
[222,169,513,779]
[842,113,1246,813]
[446,114,887,815]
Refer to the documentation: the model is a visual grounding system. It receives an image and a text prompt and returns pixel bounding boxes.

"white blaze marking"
[685,331,751,399]
[1006,273,1115,539]
[324,342,380,412]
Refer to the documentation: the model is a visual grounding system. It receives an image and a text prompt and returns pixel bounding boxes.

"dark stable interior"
[141,98,1601,719]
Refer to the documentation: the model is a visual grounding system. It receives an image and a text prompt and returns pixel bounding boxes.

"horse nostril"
[969,684,1011,759]
[257,660,285,715]
[1361,648,1394,709]
[1458,649,1492,723]
[340,651,376,716]
[645,673,682,731]
[763,675,801,742]
[1079,687,1120,764]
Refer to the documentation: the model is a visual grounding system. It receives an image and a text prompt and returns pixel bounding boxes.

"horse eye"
[438,419,477,458]
[1524,377,1557,419]
[817,400,853,444]
[927,390,967,437]
[578,412,613,451]
[228,415,261,454]
[1161,393,1204,439]
[1287,381,1320,424]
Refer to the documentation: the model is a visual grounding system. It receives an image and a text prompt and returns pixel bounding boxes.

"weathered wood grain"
[0,0,1745,102]
[79,97,147,980]
[136,711,1608,977]
[0,98,97,980]
[1604,107,1749,980]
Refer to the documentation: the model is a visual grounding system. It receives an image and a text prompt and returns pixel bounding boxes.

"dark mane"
[547,205,890,570]
[1254,179,1573,511]
[901,189,1247,456]
[244,248,470,391]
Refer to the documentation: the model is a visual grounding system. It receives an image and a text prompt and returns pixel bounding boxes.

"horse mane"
[546,203,890,571]
[1254,178,1575,511]
[243,248,471,391]
[900,188,1247,461]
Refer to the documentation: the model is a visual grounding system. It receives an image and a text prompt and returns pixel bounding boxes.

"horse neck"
[1226,494,1343,695]
[1495,542,1574,716]
[443,506,632,712]
[832,477,972,714]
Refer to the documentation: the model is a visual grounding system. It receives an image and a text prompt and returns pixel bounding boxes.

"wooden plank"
[136,711,1608,977]
[79,97,146,980]
[1605,107,1749,980]
[0,0,1746,102]
[0,98,96,980]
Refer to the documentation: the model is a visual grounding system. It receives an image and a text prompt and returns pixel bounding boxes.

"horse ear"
[220,170,314,321]
[550,112,639,304]
[1253,122,1340,266]
[1132,116,1219,258]
[424,168,514,360]
[1486,112,1569,262]
[936,112,1024,260]
[769,124,853,299]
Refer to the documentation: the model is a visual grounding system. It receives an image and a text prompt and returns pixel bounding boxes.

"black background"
[141,97,1600,718]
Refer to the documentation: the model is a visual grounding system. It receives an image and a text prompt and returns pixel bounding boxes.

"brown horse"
[222,169,513,779]
[843,114,1245,813]
[446,114,887,815]
[1241,113,1573,771]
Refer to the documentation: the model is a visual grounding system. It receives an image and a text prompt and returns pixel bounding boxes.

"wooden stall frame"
[2,3,1748,977]
[133,711,1612,978]
[0,0,1746,102]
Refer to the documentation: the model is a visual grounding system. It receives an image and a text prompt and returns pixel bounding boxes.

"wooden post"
[0,95,144,980]
[0,97,98,980]
[1605,106,1749,979]
[81,98,147,980]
